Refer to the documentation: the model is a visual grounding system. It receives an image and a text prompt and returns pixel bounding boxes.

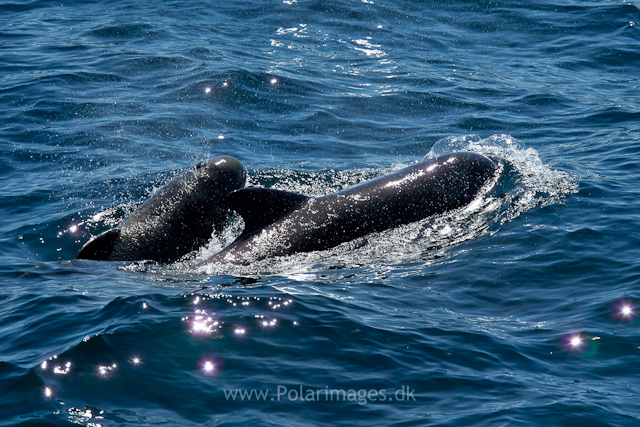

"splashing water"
[428,134,578,224]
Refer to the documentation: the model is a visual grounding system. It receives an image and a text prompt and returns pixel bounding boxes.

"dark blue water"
[2,0,639,425]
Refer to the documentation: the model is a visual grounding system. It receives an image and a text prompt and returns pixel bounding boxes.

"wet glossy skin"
[207,153,497,266]
[77,155,246,263]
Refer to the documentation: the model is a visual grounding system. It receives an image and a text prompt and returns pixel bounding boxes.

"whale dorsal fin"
[76,228,121,260]
[224,188,309,237]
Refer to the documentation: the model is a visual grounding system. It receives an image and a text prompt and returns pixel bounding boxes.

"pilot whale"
[76,155,245,263]
[76,152,497,265]
[203,152,497,266]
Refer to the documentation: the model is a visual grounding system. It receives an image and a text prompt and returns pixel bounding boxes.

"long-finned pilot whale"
[76,156,246,263]
[76,152,497,265]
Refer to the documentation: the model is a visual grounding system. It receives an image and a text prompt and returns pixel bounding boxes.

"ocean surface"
[1,0,639,425]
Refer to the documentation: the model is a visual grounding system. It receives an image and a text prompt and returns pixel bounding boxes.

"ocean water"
[1,0,639,425]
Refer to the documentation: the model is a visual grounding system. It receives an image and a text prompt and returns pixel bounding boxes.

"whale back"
[77,156,245,263]
[205,152,497,265]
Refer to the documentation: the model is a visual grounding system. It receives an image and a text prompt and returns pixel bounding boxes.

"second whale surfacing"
[76,155,246,263]
[202,152,497,266]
